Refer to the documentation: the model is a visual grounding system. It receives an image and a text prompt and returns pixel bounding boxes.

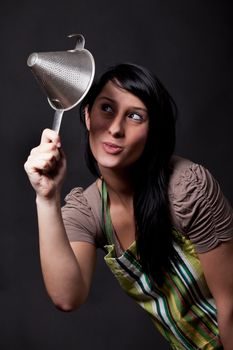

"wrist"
[36,192,61,208]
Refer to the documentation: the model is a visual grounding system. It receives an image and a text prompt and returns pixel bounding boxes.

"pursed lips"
[102,141,123,154]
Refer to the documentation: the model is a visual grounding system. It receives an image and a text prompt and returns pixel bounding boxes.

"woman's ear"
[84,106,90,131]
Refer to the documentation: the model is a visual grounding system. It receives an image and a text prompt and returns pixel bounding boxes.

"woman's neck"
[98,166,134,206]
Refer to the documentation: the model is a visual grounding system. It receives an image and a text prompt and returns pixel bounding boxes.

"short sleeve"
[169,157,233,253]
[62,187,98,246]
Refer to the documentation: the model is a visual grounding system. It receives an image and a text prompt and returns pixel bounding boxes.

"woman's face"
[85,80,149,172]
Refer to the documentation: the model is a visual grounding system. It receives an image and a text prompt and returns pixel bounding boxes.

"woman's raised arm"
[24,129,96,311]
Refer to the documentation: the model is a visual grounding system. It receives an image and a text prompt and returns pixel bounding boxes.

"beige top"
[62,156,233,254]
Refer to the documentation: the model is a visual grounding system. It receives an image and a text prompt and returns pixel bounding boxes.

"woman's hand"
[24,128,66,199]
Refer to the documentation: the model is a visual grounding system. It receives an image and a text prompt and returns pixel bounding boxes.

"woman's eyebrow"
[97,96,148,113]
[132,107,148,113]
[97,96,115,103]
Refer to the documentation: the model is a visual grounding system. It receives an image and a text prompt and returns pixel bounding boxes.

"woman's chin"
[97,159,131,172]
[98,162,122,170]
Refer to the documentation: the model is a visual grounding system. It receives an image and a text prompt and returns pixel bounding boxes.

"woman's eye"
[129,113,143,122]
[101,104,113,113]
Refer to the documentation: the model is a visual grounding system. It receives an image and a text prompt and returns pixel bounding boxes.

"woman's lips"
[102,142,123,154]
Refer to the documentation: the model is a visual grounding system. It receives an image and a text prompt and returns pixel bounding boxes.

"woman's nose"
[108,115,125,137]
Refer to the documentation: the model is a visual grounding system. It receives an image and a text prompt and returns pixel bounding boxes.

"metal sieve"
[27,34,95,133]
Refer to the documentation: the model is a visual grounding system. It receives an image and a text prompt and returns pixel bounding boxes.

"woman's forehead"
[96,81,147,110]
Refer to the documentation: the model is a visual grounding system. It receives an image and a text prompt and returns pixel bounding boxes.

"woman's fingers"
[41,128,61,146]
[30,143,61,162]
[25,129,63,175]
[24,129,67,197]
[26,153,58,172]
[25,157,52,174]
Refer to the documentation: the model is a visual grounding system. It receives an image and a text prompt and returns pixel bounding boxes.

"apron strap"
[101,180,115,246]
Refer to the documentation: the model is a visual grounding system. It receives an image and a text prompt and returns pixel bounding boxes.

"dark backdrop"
[1,1,232,349]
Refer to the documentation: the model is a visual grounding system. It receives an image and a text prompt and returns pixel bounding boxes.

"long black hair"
[80,63,177,286]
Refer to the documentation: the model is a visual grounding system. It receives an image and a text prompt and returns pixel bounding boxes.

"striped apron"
[101,181,223,349]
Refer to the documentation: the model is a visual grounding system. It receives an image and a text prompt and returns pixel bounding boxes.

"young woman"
[24,63,233,349]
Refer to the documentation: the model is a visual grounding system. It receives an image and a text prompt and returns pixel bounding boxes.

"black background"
[1,1,233,349]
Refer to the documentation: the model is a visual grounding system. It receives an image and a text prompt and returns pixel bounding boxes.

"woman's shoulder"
[168,154,218,220]
[169,155,199,182]
[168,155,233,253]
[168,155,212,195]
[62,181,103,246]
[83,181,102,224]
[63,181,102,225]
[63,181,100,208]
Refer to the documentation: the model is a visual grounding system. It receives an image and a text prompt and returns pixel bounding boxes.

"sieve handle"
[52,110,64,133]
